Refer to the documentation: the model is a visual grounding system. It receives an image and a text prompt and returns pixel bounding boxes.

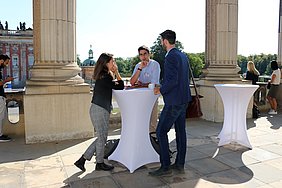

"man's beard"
[161,43,166,51]
[0,64,5,69]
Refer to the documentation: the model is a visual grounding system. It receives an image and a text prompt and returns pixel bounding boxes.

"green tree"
[129,56,140,74]
[115,57,138,77]
[186,53,205,77]
[115,57,126,74]
[237,54,248,74]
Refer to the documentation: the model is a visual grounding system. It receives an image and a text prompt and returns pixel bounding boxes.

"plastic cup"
[148,83,155,89]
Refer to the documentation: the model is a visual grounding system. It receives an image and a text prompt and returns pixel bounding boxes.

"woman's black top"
[246,71,259,85]
[91,73,124,113]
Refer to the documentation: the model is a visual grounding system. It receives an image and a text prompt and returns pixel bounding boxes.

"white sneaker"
[268,110,277,115]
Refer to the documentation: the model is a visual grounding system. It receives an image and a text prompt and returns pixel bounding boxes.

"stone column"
[204,0,241,80]
[30,0,84,85]
[278,0,282,67]
[277,0,282,109]
[24,0,92,143]
[198,0,252,122]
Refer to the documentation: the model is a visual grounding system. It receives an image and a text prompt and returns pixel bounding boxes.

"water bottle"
[5,75,12,90]
[7,81,12,90]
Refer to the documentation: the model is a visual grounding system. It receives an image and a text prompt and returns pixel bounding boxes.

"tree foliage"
[185,52,205,77]
[237,53,277,76]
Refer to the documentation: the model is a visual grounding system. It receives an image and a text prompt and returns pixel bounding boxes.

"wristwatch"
[137,68,142,71]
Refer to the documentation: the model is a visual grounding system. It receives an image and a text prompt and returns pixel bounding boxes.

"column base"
[24,84,93,144]
[197,79,253,122]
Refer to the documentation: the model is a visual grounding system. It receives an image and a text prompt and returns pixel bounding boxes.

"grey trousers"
[83,103,110,163]
[0,96,7,136]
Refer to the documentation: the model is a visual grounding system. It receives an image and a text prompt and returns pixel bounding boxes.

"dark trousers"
[156,103,188,168]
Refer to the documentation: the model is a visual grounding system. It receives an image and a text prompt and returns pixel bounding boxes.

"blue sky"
[1,0,280,61]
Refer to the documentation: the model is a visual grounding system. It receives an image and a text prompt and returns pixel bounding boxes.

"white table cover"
[109,88,159,173]
[214,84,259,149]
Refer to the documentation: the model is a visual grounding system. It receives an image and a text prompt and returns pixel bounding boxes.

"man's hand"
[154,87,160,95]
[139,60,148,69]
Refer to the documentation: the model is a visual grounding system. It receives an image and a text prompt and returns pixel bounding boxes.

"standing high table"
[109,88,159,173]
[214,84,259,149]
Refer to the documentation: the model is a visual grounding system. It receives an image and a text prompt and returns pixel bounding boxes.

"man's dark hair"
[160,30,176,44]
[270,60,279,70]
[138,45,150,54]
[0,54,10,61]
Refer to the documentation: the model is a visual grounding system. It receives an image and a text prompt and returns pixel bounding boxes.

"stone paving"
[1,112,282,188]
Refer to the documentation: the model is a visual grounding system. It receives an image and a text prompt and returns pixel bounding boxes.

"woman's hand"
[154,87,160,95]
[111,62,118,73]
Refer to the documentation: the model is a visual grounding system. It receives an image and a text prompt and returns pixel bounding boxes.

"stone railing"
[0,29,33,36]
[255,82,269,111]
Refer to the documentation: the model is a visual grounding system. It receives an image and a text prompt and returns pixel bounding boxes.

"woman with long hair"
[74,53,124,171]
[267,60,281,115]
[246,61,260,85]
[245,61,261,118]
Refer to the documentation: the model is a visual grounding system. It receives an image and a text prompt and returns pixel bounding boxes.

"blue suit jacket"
[160,48,192,105]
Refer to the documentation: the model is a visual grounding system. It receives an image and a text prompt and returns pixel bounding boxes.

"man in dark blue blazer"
[149,30,192,176]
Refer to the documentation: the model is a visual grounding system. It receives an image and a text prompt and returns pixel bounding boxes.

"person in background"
[267,60,281,115]
[246,61,260,85]
[130,45,160,133]
[149,30,192,176]
[245,61,260,118]
[74,53,124,172]
[0,54,14,142]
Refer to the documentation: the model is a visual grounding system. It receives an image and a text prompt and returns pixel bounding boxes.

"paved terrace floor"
[1,112,282,188]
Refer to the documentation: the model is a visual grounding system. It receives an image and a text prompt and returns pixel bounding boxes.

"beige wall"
[24,86,93,143]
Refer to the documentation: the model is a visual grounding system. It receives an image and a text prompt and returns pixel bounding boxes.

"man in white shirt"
[130,45,161,132]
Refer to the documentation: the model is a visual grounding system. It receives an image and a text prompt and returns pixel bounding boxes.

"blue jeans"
[156,103,188,168]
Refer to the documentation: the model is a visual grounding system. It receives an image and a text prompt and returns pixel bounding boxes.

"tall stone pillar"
[198,0,251,122]
[278,0,282,67]
[24,0,93,143]
[204,0,241,80]
[276,0,282,109]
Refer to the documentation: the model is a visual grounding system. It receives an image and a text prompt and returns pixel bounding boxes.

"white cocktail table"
[109,88,159,173]
[214,84,259,149]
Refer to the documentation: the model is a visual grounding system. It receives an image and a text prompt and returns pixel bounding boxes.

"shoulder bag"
[186,66,203,118]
